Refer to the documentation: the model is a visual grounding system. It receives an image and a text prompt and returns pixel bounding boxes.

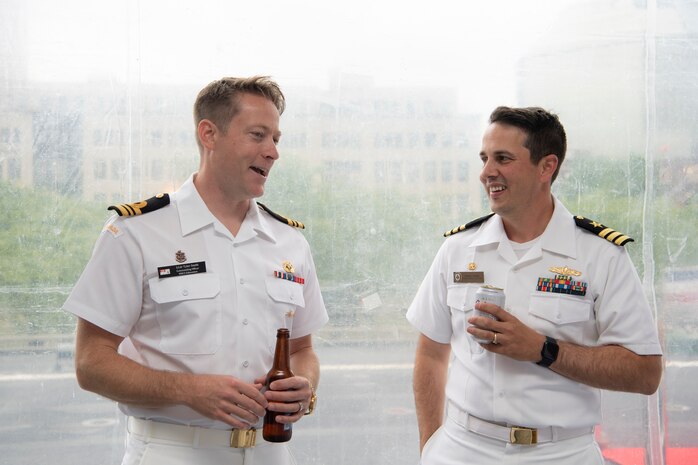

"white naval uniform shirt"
[63,174,328,429]
[407,196,662,430]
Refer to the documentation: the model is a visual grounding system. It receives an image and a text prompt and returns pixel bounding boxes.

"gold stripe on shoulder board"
[574,216,634,246]
[108,193,170,217]
[444,213,495,237]
[257,202,305,229]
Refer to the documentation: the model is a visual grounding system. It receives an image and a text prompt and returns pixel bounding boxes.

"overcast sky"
[21,0,580,110]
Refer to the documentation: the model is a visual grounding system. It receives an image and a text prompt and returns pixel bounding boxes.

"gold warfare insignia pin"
[175,250,187,263]
[549,266,581,277]
[282,260,295,273]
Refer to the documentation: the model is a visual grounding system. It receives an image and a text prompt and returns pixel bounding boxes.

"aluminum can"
[471,285,506,343]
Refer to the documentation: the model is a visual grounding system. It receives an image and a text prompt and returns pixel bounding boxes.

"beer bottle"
[263,328,294,442]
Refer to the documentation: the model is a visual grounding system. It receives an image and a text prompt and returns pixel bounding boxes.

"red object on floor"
[600,448,698,465]
[602,448,645,465]
[666,448,698,464]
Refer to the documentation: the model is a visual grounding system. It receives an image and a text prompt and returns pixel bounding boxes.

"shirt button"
[243,319,249,325]
[182,289,189,296]
[240,278,245,284]
[243,361,249,368]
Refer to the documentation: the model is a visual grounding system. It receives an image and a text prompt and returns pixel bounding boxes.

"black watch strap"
[536,336,559,368]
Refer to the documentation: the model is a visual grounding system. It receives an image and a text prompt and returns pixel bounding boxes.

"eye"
[251,131,264,140]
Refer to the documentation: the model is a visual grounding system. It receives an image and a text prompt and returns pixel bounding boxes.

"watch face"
[537,336,559,367]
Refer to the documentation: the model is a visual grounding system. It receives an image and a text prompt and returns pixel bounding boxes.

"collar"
[174,174,276,243]
[241,198,277,244]
[175,174,216,236]
[469,196,577,259]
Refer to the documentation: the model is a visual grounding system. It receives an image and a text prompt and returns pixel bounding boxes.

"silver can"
[471,285,506,343]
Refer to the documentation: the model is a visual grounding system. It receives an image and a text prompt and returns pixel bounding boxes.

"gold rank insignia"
[574,216,634,246]
[108,193,170,217]
[257,202,305,229]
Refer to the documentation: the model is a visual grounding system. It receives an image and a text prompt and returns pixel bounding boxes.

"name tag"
[453,271,484,283]
[158,261,207,278]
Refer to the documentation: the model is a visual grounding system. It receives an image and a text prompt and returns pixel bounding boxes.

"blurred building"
[0,73,484,211]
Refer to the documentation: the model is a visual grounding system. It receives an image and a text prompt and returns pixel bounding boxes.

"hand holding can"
[470,285,506,343]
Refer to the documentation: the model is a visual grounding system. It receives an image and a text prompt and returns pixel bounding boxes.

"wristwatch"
[304,386,317,415]
[536,336,559,368]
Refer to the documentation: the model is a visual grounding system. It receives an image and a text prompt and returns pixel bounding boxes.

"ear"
[197,119,217,151]
[539,154,559,182]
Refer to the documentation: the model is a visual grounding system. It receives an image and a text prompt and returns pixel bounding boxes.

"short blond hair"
[193,76,285,150]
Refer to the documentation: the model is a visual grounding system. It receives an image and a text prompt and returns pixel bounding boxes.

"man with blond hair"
[65,76,327,465]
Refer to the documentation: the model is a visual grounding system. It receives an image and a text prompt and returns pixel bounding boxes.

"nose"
[264,141,280,160]
[479,158,497,182]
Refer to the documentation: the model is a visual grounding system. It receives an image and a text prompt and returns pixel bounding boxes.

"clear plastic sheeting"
[1,0,696,464]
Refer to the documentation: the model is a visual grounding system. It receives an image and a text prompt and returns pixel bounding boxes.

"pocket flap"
[529,293,592,325]
[149,274,220,304]
[266,277,305,307]
[447,285,476,312]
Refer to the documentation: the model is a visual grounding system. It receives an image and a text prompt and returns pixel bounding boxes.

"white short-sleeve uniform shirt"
[406,196,661,430]
[64,174,328,428]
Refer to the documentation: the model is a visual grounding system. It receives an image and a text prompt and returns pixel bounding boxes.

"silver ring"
[297,401,303,413]
[492,333,499,345]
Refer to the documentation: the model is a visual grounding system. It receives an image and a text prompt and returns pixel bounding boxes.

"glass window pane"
[2,1,695,464]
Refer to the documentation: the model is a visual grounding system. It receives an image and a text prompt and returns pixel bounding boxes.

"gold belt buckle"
[230,428,256,448]
[510,426,537,445]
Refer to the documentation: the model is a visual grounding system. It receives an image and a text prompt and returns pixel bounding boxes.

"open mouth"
[489,185,507,194]
[250,166,268,178]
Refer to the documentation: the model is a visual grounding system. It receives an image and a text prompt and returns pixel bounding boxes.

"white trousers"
[121,424,295,465]
[421,415,604,465]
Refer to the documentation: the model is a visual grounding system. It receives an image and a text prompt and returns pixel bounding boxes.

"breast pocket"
[447,285,477,332]
[529,293,593,342]
[265,277,305,333]
[149,273,221,355]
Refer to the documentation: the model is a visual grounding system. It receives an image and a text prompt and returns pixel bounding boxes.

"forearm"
[414,363,446,451]
[74,317,203,409]
[551,342,662,395]
[290,345,320,390]
[413,334,450,451]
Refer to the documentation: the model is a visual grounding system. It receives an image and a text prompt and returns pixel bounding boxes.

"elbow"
[74,350,101,393]
[637,356,663,395]
[74,357,92,391]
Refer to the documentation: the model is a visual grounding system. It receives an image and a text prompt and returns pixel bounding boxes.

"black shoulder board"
[108,193,170,217]
[258,202,305,229]
[574,216,634,246]
[444,213,495,237]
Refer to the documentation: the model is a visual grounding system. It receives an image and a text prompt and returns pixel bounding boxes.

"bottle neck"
[272,329,291,371]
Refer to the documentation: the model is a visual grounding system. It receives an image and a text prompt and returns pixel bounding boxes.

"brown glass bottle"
[262,328,294,442]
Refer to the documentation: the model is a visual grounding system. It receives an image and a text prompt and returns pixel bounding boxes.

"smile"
[251,166,268,178]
